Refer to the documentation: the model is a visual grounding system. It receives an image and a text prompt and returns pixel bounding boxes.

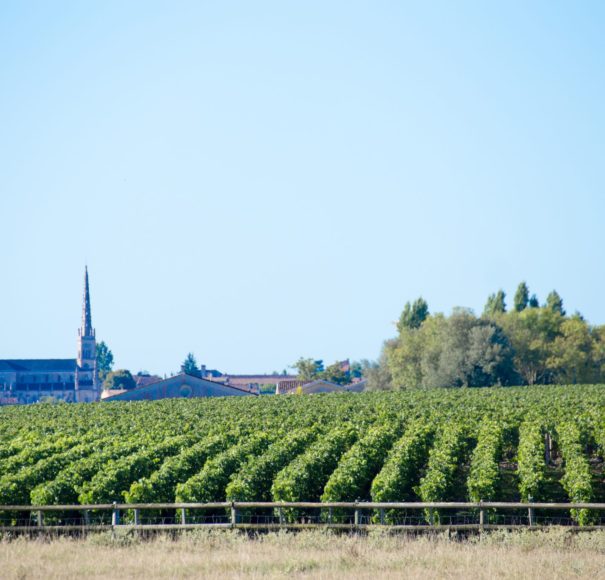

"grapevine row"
[225,427,319,502]
[417,423,469,522]
[78,435,196,504]
[271,426,358,505]
[466,420,504,502]
[176,433,272,503]
[0,385,602,511]
[517,421,545,501]
[125,433,237,504]
[321,420,402,502]
[557,422,593,525]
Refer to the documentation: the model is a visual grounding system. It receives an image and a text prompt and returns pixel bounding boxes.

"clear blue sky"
[1,1,604,376]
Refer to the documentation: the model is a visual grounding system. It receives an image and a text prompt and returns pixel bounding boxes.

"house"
[275,379,307,394]
[134,373,162,388]
[207,373,295,392]
[101,372,258,402]
[276,378,367,395]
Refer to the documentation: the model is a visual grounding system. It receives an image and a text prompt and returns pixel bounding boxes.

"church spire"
[81,266,93,337]
[76,266,98,400]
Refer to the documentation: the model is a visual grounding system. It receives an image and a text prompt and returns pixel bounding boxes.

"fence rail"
[1,501,605,532]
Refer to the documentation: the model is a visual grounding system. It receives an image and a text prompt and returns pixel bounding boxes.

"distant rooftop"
[0,359,77,372]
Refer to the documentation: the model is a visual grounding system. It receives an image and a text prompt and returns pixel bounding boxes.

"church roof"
[0,359,77,372]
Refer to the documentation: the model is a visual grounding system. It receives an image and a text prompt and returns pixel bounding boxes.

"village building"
[0,268,365,405]
[275,378,367,395]
[205,372,295,392]
[133,372,162,388]
[274,378,308,393]
[101,371,258,401]
[0,268,100,404]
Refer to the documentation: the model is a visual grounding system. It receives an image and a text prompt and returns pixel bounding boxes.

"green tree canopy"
[378,284,603,390]
[321,362,349,385]
[483,290,507,317]
[427,309,516,388]
[349,361,364,379]
[386,308,517,389]
[95,341,114,381]
[546,290,566,316]
[547,315,595,384]
[362,354,393,391]
[103,369,136,391]
[333,281,603,392]
[182,353,199,375]
[513,282,529,312]
[292,358,324,382]
[397,297,429,332]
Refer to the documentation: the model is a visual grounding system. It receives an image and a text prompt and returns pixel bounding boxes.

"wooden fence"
[2,501,605,532]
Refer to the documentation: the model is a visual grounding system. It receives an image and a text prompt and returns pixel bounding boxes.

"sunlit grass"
[1,528,604,579]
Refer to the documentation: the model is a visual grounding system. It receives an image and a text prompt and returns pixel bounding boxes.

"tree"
[427,308,476,387]
[384,290,605,389]
[514,282,529,312]
[500,308,563,385]
[423,308,515,388]
[592,326,605,380]
[386,315,445,389]
[397,298,429,332]
[387,308,517,389]
[483,290,506,317]
[465,323,517,387]
[546,290,566,316]
[292,358,324,382]
[103,369,136,391]
[182,353,199,375]
[362,354,393,391]
[548,315,595,384]
[321,362,349,385]
[95,341,114,381]
[349,361,364,379]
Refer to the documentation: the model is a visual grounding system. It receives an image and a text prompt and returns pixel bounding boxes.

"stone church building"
[0,268,100,404]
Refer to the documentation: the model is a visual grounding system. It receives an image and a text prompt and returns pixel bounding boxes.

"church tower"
[75,267,99,402]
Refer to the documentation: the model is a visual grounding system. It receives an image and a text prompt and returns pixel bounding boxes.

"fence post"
[278,506,284,527]
[230,502,237,528]
[380,508,385,525]
[354,502,360,528]
[180,508,187,525]
[37,510,44,527]
[112,502,120,527]
[328,507,333,525]
[429,508,435,526]
[479,500,485,531]
[83,510,90,526]
[133,509,140,526]
[528,496,534,527]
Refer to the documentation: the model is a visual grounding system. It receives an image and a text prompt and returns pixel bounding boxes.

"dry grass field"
[2,529,605,579]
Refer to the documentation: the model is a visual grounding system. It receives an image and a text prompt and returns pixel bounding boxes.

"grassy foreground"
[2,529,605,579]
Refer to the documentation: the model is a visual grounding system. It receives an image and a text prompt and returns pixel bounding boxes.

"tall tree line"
[368,284,605,390]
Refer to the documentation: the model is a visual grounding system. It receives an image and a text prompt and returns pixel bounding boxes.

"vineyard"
[1,385,605,526]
